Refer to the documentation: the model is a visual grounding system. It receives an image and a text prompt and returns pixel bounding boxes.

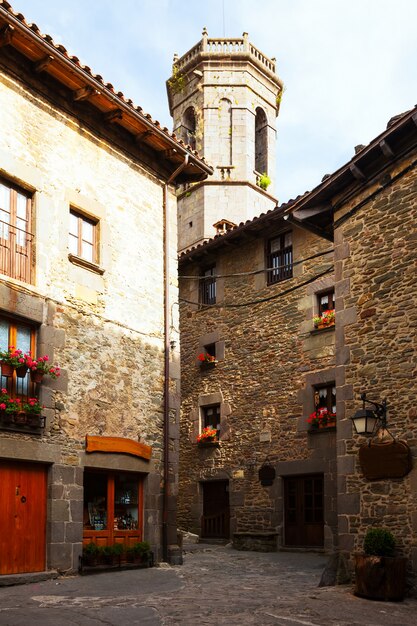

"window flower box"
[198,353,217,370]
[313,309,335,329]
[197,427,218,446]
[307,407,336,430]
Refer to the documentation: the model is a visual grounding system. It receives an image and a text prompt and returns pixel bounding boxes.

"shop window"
[267,231,293,284]
[83,470,144,546]
[0,177,33,284]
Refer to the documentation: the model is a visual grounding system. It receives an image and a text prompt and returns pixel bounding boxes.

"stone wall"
[0,61,180,570]
[334,153,417,580]
[179,221,337,549]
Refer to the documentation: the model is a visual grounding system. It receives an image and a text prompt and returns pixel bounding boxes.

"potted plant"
[4,396,24,423]
[82,541,100,566]
[197,426,218,446]
[354,528,407,601]
[126,540,151,564]
[26,355,61,383]
[22,397,44,427]
[101,543,123,565]
[313,309,335,329]
[0,346,30,377]
[198,352,217,370]
[307,407,336,429]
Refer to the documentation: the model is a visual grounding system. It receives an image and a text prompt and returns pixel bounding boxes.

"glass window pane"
[0,184,10,213]
[16,193,27,220]
[115,475,139,530]
[0,320,10,351]
[69,234,78,255]
[270,237,281,253]
[81,241,93,262]
[83,472,108,530]
[284,232,292,247]
[82,220,94,244]
[69,212,79,236]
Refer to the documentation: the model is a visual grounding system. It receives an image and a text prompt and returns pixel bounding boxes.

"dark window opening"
[318,290,335,316]
[204,343,216,359]
[314,384,336,415]
[182,107,196,150]
[267,232,293,284]
[199,266,216,305]
[255,107,268,174]
[202,404,221,439]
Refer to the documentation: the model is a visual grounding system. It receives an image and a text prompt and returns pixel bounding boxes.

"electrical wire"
[180,265,334,309]
[179,247,334,280]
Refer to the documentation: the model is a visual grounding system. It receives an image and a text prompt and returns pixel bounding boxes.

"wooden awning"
[85,435,152,460]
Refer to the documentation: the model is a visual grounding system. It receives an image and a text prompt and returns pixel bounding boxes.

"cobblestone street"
[0,544,416,625]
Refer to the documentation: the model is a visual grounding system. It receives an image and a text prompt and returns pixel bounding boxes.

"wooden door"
[0,461,47,574]
[284,475,324,547]
[201,480,230,539]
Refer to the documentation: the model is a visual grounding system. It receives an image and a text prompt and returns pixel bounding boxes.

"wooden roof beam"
[73,85,100,102]
[103,108,123,123]
[379,139,394,159]
[34,55,54,74]
[349,163,366,181]
[0,24,14,47]
[135,130,153,144]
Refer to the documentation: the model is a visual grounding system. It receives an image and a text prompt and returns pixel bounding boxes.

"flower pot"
[0,362,14,377]
[354,554,407,601]
[198,439,219,447]
[14,411,28,425]
[30,370,44,384]
[200,360,217,371]
[15,364,28,378]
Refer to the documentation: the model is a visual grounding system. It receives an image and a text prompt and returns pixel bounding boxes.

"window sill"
[197,440,220,448]
[68,254,105,275]
[310,325,335,336]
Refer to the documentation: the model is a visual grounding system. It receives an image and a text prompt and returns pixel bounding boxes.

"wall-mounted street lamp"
[351,392,388,436]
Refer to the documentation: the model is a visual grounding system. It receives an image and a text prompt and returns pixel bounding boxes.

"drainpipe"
[162,155,188,562]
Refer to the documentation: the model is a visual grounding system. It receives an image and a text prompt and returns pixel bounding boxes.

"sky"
[9,0,417,203]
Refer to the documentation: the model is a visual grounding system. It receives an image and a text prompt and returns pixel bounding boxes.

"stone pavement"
[0,544,416,625]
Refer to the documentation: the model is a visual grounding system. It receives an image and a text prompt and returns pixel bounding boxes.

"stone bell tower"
[167,29,283,253]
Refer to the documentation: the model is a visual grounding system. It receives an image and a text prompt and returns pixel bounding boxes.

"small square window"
[204,343,216,359]
[318,289,335,316]
[69,209,98,264]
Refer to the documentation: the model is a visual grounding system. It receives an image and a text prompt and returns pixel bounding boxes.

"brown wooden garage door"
[0,460,47,574]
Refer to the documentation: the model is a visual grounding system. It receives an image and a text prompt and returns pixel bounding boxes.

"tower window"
[255,107,268,175]
[182,107,196,150]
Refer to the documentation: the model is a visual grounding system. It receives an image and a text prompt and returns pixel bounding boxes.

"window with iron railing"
[0,179,33,284]
[199,266,216,306]
[267,231,293,284]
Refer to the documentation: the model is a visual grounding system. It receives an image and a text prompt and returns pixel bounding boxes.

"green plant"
[258,173,271,191]
[364,528,395,557]
[168,65,186,94]
[22,398,44,415]
[83,542,100,557]
[0,347,30,367]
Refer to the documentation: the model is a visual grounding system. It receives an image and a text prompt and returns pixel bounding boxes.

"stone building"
[166,29,283,253]
[176,32,417,586]
[0,1,211,576]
